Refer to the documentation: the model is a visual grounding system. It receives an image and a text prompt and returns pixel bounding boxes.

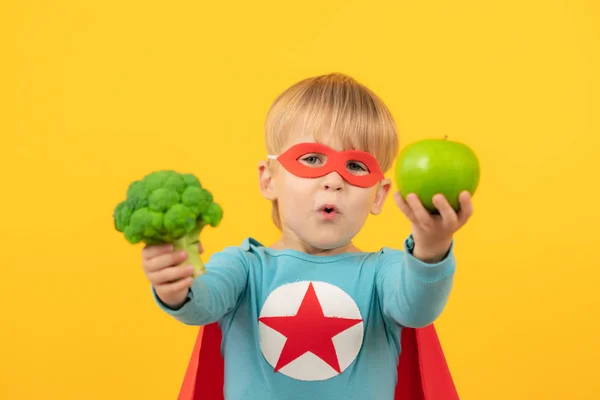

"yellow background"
[1,0,599,399]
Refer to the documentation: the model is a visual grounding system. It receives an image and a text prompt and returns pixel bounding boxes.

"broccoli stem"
[172,222,206,277]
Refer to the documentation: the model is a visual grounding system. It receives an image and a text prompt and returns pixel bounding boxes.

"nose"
[322,171,344,191]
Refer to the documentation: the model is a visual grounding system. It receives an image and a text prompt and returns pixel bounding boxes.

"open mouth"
[318,204,339,215]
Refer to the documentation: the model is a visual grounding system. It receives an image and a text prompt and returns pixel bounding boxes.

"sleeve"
[376,235,456,328]
[151,245,250,326]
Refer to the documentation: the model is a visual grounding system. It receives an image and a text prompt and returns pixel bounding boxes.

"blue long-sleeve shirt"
[153,235,455,400]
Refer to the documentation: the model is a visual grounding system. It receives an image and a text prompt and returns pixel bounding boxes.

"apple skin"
[394,138,480,214]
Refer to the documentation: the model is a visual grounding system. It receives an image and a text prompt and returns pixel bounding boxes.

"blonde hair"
[264,73,399,229]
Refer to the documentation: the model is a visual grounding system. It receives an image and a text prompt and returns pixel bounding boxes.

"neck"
[270,229,361,256]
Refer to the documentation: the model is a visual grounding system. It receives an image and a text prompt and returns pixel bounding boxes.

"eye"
[299,154,325,166]
[347,161,368,174]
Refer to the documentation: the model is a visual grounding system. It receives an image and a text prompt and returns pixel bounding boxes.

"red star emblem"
[258,282,363,374]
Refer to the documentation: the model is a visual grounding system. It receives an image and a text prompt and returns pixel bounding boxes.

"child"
[142,73,473,399]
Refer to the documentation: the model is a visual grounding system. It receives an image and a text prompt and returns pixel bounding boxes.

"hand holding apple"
[393,137,480,262]
[394,190,473,263]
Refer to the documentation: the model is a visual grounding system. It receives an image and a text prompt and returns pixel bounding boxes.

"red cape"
[177,322,459,400]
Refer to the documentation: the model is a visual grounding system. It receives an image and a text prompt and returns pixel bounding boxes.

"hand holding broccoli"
[113,170,223,278]
[141,242,201,309]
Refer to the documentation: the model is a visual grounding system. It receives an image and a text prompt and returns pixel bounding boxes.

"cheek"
[348,188,378,212]
[276,174,314,208]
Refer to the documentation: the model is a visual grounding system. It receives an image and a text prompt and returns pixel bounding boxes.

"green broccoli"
[113,170,223,276]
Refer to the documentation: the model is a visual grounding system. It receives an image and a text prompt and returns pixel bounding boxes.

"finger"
[457,191,474,225]
[393,192,416,222]
[198,242,204,254]
[148,264,194,285]
[142,243,174,260]
[144,250,188,272]
[155,276,194,295]
[432,194,458,228]
[406,193,435,228]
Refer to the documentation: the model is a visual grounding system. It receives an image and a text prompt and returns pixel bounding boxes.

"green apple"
[394,137,480,213]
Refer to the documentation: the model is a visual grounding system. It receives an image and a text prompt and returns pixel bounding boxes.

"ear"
[258,160,277,201]
[370,178,392,215]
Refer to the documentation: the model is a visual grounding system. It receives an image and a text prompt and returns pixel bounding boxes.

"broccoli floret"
[163,204,197,238]
[113,201,134,232]
[126,181,150,209]
[202,202,223,227]
[149,188,181,212]
[182,186,212,215]
[124,207,164,244]
[181,173,202,188]
[113,170,223,276]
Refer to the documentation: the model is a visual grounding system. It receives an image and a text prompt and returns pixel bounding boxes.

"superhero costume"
[154,143,460,399]
[178,321,459,400]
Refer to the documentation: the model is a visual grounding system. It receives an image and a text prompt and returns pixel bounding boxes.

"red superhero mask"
[268,142,385,188]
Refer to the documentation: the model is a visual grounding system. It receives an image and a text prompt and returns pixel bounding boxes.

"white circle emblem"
[257,281,364,381]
